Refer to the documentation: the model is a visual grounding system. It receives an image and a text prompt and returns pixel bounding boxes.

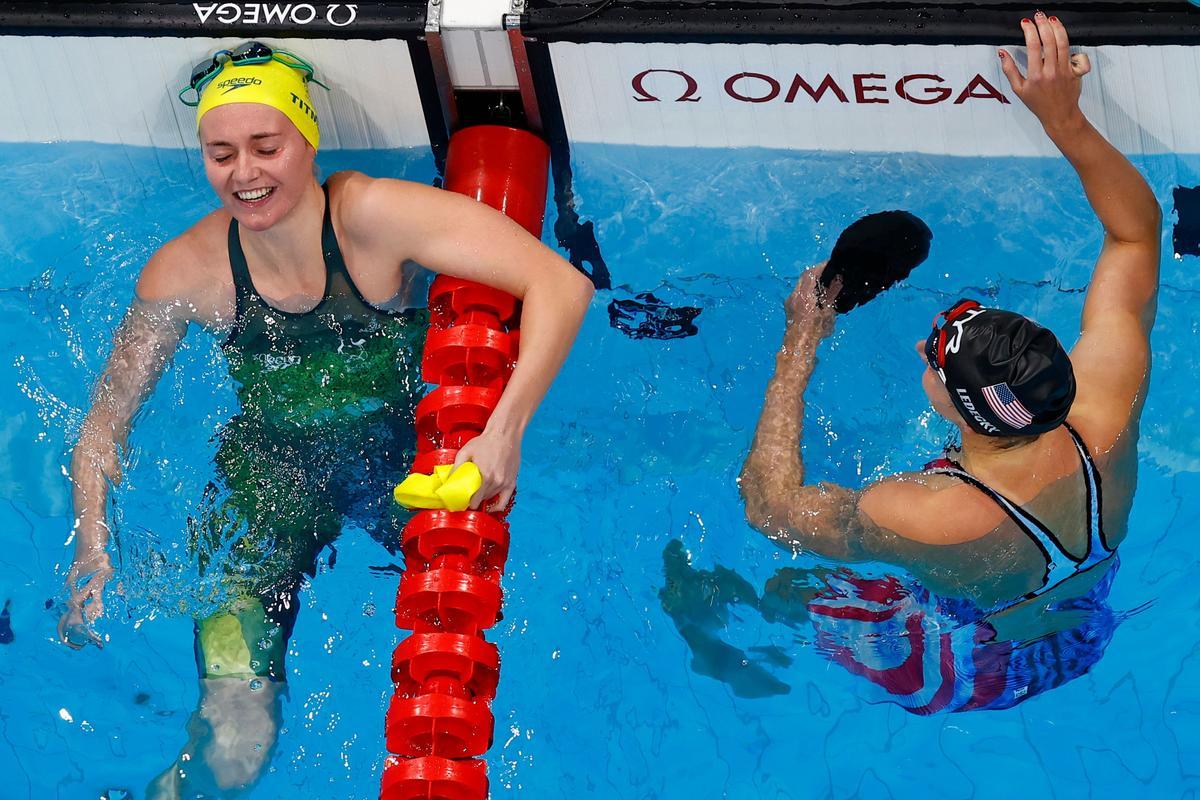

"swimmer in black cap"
[741,14,1160,617]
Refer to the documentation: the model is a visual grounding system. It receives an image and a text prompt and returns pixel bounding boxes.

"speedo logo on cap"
[956,388,1000,434]
[216,76,263,93]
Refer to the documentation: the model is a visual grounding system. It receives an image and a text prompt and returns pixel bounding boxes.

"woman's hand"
[57,549,114,650]
[453,427,522,513]
[999,13,1091,133]
[784,263,839,339]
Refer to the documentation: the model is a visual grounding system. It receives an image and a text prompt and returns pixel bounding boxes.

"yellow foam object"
[393,462,483,512]
[392,473,444,510]
[197,59,320,150]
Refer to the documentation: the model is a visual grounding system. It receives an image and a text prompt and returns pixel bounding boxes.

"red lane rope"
[381,125,550,800]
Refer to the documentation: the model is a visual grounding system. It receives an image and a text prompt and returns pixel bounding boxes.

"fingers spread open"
[1022,17,1043,80]
[1049,15,1071,73]
[998,49,1026,93]
[1034,14,1056,78]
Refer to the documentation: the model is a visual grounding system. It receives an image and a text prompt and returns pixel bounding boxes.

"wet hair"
[987,432,1043,451]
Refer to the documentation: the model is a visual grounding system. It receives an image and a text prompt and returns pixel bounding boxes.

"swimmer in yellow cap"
[182,41,325,230]
[58,41,593,798]
[191,50,322,151]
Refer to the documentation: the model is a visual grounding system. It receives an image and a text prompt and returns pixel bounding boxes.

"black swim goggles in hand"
[178,41,327,106]
[924,298,982,373]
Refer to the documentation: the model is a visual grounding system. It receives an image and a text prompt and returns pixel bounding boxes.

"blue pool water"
[0,140,1198,798]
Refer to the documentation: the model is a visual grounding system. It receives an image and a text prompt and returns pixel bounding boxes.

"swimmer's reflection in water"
[705,16,1160,709]
[660,540,1132,711]
[58,44,591,797]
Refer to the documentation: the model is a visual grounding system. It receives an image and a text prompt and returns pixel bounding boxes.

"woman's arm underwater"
[60,252,190,648]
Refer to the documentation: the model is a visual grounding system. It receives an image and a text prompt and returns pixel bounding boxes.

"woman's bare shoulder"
[135,210,234,324]
[860,471,1005,547]
[326,170,436,251]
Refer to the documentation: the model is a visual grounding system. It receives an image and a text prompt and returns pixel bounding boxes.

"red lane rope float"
[381,756,488,800]
[401,511,510,571]
[421,325,515,390]
[415,387,503,454]
[381,125,549,800]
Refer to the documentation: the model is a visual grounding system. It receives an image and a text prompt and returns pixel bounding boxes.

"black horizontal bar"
[0,1,426,39]
[521,3,1200,44]
[4,1,1199,45]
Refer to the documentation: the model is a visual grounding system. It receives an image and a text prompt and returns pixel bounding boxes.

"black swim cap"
[923,299,1075,436]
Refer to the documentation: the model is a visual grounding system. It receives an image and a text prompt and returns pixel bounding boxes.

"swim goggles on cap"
[178,40,328,106]
[924,298,982,372]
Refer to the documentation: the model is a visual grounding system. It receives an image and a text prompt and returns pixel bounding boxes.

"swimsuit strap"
[222,181,407,354]
[319,181,404,317]
[224,217,254,347]
[320,181,343,276]
[926,462,1081,592]
[1062,422,1112,562]
[222,187,338,347]
[926,422,1115,605]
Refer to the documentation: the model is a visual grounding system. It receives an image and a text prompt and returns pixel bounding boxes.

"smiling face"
[199,103,316,232]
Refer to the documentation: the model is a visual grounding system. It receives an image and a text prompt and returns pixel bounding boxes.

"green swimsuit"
[190,182,426,680]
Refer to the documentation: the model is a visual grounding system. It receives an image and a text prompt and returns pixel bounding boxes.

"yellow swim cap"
[197,58,320,150]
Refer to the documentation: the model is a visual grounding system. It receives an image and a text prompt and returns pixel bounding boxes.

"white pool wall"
[0,35,430,150]
[550,42,1198,157]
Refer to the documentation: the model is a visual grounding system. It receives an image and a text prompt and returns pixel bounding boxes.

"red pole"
[381,125,550,800]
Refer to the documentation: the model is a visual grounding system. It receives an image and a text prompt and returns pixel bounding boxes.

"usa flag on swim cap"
[982,382,1033,430]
